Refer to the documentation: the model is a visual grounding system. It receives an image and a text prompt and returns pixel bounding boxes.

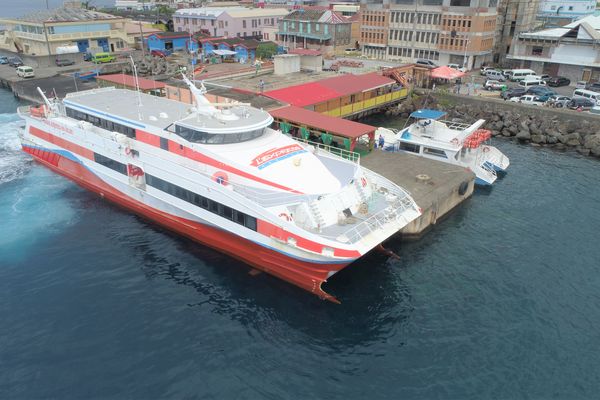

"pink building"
[173,7,289,39]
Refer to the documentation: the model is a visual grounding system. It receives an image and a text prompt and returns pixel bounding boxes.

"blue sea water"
[1,87,600,399]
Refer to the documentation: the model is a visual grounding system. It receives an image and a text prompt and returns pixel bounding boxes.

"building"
[359,0,497,69]
[125,21,163,50]
[508,15,600,82]
[495,0,541,65]
[96,73,166,96]
[146,31,199,52]
[0,6,132,56]
[115,0,157,11]
[277,10,352,55]
[263,72,406,118]
[202,37,270,61]
[173,7,288,39]
[537,0,596,26]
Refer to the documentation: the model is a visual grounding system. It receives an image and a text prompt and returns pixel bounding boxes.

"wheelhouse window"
[399,142,420,153]
[175,124,265,144]
[423,147,448,158]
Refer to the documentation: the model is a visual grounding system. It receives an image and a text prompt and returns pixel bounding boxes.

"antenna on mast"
[129,55,143,120]
[181,73,217,116]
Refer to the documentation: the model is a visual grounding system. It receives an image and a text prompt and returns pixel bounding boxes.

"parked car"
[8,57,23,67]
[526,86,556,101]
[510,95,545,106]
[502,87,527,99]
[485,70,506,81]
[447,63,466,72]
[566,97,595,110]
[546,95,571,108]
[484,79,507,91]
[55,58,75,66]
[16,66,34,78]
[585,82,600,92]
[91,52,115,63]
[150,49,167,58]
[539,74,551,82]
[480,66,494,76]
[416,59,437,68]
[547,76,571,87]
[0,56,8,64]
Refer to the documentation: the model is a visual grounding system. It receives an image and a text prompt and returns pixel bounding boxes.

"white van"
[518,77,547,88]
[507,69,536,82]
[485,70,506,81]
[572,88,600,105]
[16,66,34,78]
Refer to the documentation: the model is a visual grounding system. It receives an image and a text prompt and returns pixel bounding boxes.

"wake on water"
[0,113,30,185]
[0,112,79,263]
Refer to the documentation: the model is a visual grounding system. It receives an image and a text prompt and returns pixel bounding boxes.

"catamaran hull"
[21,143,355,303]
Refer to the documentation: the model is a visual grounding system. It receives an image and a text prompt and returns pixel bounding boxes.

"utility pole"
[139,21,145,56]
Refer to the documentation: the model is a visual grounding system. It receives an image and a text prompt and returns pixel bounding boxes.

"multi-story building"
[495,0,540,65]
[173,7,289,39]
[0,6,132,56]
[508,15,600,82]
[277,10,353,55]
[537,0,596,26]
[359,0,497,69]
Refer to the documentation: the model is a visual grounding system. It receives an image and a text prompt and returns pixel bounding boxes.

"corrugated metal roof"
[16,7,120,23]
[269,105,375,138]
[264,73,396,107]
[96,74,165,90]
[226,8,289,18]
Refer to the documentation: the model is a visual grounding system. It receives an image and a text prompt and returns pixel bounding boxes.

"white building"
[508,15,600,82]
[537,0,596,25]
[115,0,157,10]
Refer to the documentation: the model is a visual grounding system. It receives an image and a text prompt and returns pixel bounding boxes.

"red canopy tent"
[430,66,466,80]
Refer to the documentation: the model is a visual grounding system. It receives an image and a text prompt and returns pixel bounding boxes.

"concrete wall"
[299,55,322,72]
[274,54,300,75]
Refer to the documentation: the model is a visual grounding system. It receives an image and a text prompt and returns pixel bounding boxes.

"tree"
[256,42,278,60]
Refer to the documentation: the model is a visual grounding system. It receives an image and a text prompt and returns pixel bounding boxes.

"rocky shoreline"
[385,92,600,158]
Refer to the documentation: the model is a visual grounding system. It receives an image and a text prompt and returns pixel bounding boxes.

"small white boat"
[376,109,509,186]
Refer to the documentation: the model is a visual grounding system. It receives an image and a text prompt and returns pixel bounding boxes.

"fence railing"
[293,137,361,164]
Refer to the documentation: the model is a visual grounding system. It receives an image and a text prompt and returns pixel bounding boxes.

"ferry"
[16,76,421,302]
[376,109,510,186]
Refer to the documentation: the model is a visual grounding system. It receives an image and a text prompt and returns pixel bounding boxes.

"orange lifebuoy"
[212,171,229,185]
[279,213,292,221]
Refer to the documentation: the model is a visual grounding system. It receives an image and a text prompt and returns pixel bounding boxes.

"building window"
[242,20,246,28]
[450,0,471,6]
[532,46,543,56]
[568,6,573,10]
[550,5,556,10]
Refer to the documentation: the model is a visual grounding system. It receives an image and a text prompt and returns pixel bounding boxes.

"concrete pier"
[361,151,475,239]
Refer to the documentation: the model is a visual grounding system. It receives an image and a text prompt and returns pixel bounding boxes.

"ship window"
[145,173,257,231]
[65,107,135,138]
[423,147,448,158]
[399,142,420,153]
[174,124,265,144]
[93,152,127,175]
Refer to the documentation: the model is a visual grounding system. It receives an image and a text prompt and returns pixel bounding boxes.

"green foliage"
[256,42,278,60]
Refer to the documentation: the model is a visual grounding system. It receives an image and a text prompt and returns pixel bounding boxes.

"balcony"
[48,29,125,41]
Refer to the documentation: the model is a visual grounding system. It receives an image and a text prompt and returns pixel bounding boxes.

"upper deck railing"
[293,137,361,164]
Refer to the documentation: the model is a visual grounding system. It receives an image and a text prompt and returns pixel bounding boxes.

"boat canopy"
[410,109,447,120]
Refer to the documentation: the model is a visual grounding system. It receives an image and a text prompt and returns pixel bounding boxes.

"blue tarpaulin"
[409,109,447,120]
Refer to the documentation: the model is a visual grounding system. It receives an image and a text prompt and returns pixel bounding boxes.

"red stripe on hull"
[23,145,351,302]
[29,125,94,161]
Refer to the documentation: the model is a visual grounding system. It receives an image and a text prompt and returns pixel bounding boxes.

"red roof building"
[270,105,375,139]
[288,48,322,56]
[96,74,166,94]
[264,72,396,108]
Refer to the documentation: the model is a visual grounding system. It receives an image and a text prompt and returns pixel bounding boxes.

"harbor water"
[1,88,600,399]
